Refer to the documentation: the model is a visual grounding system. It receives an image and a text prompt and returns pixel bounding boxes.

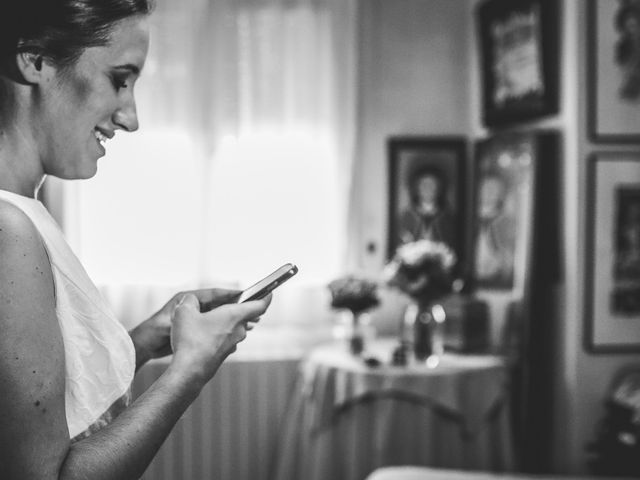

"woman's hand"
[128,288,245,370]
[168,293,272,382]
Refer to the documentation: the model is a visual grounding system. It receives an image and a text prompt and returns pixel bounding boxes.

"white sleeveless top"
[0,190,135,440]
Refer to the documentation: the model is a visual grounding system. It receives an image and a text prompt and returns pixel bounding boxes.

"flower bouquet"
[384,239,456,365]
[384,239,456,304]
[328,275,380,313]
[327,275,380,354]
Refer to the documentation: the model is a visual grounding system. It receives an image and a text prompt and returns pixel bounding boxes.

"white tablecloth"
[271,339,514,480]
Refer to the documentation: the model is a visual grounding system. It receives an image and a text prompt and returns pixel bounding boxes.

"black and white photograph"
[477,0,559,126]
[471,135,535,290]
[589,0,640,141]
[1,1,638,480]
[387,137,467,263]
[614,187,640,281]
[586,152,640,352]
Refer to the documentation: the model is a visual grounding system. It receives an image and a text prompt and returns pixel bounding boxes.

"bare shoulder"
[0,199,69,477]
[0,199,46,253]
[0,196,58,357]
[0,199,54,301]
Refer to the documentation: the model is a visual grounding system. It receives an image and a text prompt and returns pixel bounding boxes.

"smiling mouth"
[94,129,109,145]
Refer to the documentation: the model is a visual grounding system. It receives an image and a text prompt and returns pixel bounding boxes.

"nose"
[112,94,139,132]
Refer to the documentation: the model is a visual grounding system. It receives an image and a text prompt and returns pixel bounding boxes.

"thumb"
[228,295,272,320]
[170,293,200,353]
[175,293,200,313]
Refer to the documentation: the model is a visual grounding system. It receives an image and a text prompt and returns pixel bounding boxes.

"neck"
[0,83,46,198]
[0,128,46,198]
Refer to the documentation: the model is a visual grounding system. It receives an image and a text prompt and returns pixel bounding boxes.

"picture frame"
[469,131,560,470]
[585,152,640,353]
[588,0,640,142]
[386,136,467,268]
[470,131,559,292]
[476,0,559,127]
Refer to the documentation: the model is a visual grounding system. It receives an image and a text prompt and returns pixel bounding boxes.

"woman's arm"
[128,288,241,371]
[0,202,70,479]
[60,350,204,480]
[0,203,269,480]
[62,291,265,480]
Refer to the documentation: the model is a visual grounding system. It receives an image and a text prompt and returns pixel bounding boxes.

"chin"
[57,161,99,180]
[80,164,99,180]
[77,154,101,179]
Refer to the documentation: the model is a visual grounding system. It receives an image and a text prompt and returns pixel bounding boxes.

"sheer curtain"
[50,0,358,331]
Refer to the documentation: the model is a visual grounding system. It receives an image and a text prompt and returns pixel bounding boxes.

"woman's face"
[36,15,149,179]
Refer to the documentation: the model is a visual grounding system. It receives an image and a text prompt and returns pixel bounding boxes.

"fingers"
[174,288,241,313]
[188,288,242,312]
[244,292,272,310]
[246,313,262,325]
[173,291,270,357]
[178,287,274,313]
[231,293,272,320]
[262,293,273,307]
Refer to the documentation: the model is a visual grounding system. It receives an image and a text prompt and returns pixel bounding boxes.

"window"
[59,0,357,326]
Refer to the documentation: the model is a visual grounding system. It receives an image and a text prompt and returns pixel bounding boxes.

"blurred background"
[42,0,640,479]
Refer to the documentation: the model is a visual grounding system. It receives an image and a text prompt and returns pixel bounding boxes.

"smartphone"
[237,263,299,303]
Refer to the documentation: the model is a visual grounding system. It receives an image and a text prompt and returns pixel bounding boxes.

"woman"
[0,1,271,478]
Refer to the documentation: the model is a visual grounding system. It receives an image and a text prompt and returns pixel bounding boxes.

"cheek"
[57,68,110,117]
[66,73,93,108]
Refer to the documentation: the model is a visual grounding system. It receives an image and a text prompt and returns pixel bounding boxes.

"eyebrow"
[114,64,141,75]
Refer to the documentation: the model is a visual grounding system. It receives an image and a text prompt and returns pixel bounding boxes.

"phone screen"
[237,263,298,303]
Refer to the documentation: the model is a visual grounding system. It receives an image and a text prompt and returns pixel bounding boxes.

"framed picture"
[471,131,559,291]
[585,152,640,353]
[588,0,640,142]
[470,131,560,468]
[476,0,559,127]
[387,137,467,267]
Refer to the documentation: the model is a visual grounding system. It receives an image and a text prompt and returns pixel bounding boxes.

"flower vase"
[402,300,446,367]
[334,309,374,355]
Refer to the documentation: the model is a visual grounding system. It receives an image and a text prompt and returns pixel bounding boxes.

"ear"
[15,51,52,85]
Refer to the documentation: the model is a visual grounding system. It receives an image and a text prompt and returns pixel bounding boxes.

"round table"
[271,339,514,480]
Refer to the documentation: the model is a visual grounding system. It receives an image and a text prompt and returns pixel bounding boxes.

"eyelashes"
[111,75,129,91]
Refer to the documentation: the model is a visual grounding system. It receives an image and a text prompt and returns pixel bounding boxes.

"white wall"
[461,0,640,474]
[354,0,640,475]
[564,0,640,474]
[351,0,474,276]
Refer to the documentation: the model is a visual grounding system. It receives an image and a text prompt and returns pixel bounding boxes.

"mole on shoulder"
[34,400,41,407]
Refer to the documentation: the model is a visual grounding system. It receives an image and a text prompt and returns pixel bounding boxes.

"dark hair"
[407,166,448,208]
[0,0,153,69]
